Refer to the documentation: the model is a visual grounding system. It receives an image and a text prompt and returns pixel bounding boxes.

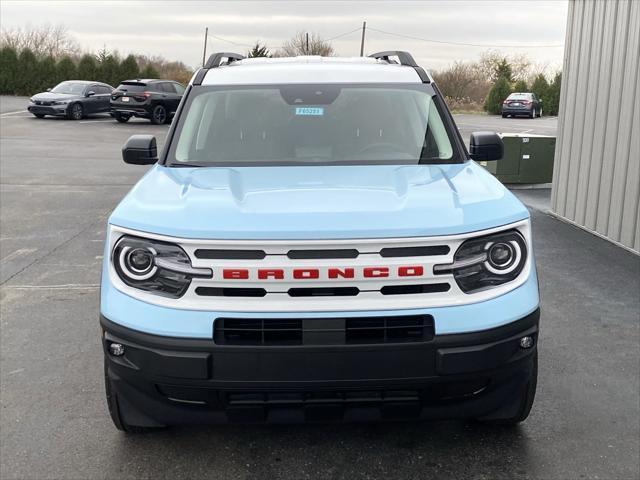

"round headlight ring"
[484,240,521,274]
[118,245,158,281]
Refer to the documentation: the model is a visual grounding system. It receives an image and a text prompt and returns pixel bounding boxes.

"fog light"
[519,336,534,349]
[109,343,125,356]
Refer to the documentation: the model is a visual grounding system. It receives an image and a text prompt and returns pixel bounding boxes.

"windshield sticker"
[295,107,324,116]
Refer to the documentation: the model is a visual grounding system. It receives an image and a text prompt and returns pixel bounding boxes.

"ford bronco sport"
[101,51,540,432]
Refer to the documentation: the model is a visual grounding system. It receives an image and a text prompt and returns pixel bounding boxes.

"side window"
[150,83,164,93]
[160,82,176,93]
[173,83,186,95]
[97,86,111,95]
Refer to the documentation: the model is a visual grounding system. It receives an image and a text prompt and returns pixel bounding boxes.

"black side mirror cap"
[86,91,95,97]
[469,131,504,161]
[122,135,158,165]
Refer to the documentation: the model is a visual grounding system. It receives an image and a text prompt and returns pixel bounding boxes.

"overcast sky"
[1,0,568,72]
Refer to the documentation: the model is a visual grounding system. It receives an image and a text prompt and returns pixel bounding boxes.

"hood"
[31,92,81,101]
[109,162,529,240]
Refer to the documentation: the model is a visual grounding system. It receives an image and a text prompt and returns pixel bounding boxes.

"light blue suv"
[101,51,540,432]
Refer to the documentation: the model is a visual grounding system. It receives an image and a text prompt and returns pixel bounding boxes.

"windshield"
[117,83,148,92]
[51,82,87,95]
[169,84,458,166]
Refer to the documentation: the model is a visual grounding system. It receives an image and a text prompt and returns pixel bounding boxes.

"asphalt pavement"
[1,101,638,480]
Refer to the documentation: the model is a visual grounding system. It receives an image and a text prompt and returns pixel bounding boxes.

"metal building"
[551,0,639,253]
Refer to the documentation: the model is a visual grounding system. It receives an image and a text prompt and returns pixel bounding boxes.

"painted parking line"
[78,118,116,124]
[0,110,28,117]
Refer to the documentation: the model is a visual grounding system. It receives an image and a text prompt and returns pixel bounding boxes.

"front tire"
[537,107,542,118]
[150,104,167,125]
[501,113,507,118]
[67,103,83,120]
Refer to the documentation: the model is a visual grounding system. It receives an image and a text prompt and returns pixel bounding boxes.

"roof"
[200,56,423,85]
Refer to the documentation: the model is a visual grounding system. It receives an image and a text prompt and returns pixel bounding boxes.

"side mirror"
[46,88,51,92]
[86,90,95,97]
[122,135,158,165]
[469,131,503,161]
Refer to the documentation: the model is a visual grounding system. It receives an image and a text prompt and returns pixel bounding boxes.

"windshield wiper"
[167,162,204,168]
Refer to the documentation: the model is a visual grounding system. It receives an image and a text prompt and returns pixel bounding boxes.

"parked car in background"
[502,93,542,118]
[110,79,185,124]
[28,80,114,120]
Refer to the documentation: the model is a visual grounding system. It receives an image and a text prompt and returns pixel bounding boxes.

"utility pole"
[360,21,367,56]
[202,27,208,67]
[305,32,309,54]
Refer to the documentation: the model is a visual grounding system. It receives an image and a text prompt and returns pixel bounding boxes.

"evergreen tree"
[56,56,77,82]
[139,64,160,79]
[512,79,528,93]
[118,54,139,83]
[0,46,19,94]
[484,77,512,115]
[530,74,550,115]
[37,56,57,91]
[494,59,513,83]
[247,42,270,58]
[97,55,119,87]
[546,73,562,116]
[17,48,38,95]
[77,54,97,80]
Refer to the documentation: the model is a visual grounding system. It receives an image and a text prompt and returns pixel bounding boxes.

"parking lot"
[1,101,638,479]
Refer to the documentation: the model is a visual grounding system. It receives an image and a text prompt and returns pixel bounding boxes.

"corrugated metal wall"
[551,0,640,253]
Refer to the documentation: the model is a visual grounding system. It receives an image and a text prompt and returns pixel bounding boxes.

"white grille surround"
[107,220,532,313]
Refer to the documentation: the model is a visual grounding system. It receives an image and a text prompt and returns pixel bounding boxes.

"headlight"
[112,236,212,298]
[52,100,70,105]
[434,230,527,293]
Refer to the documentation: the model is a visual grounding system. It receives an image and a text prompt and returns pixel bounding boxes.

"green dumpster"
[479,133,555,184]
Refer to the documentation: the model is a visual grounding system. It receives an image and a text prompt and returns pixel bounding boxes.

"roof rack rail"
[369,51,418,67]
[368,50,430,84]
[193,52,245,85]
[204,52,245,69]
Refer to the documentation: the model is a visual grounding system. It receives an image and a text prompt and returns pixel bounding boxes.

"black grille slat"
[287,249,359,259]
[214,315,434,346]
[380,283,451,295]
[195,287,267,297]
[194,249,266,260]
[288,287,359,297]
[379,245,450,257]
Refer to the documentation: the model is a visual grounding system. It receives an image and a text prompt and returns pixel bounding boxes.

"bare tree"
[477,50,531,82]
[276,32,334,57]
[0,23,79,59]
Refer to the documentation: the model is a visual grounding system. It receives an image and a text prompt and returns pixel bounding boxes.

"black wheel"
[67,102,83,120]
[536,107,542,118]
[150,104,167,125]
[33,113,45,118]
[501,113,507,118]
[477,352,538,425]
[104,360,164,434]
[114,113,130,123]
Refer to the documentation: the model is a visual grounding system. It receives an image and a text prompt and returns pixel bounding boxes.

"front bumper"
[102,308,539,425]
[28,105,67,116]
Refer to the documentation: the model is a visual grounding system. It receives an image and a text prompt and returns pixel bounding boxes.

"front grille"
[214,315,434,346]
[156,380,490,421]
